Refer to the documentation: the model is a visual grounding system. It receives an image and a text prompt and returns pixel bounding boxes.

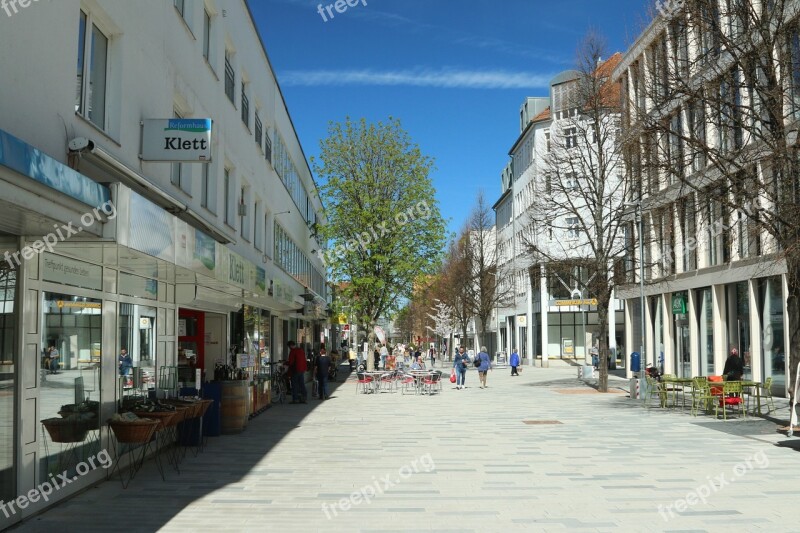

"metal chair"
[422,372,441,395]
[644,375,666,409]
[356,372,373,394]
[759,377,776,414]
[716,381,745,420]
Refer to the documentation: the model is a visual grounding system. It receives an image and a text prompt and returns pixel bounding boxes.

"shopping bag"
[449,369,456,383]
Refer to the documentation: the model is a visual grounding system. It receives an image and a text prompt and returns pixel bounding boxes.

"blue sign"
[0,128,110,207]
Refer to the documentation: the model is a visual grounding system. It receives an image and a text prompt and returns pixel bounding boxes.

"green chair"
[716,381,745,420]
[644,375,666,409]
[760,377,776,414]
[691,378,714,416]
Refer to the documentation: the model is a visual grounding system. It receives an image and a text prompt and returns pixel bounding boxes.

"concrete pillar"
[526,278,534,367]
[712,284,726,374]
[748,279,762,381]
[540,270,549,368]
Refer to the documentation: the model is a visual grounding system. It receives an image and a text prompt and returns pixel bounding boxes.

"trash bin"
[630,352,641,375]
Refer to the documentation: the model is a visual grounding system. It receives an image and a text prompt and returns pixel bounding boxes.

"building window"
[564,127,577,149]
[224,168,232,225]
[225,51,235,104]
[75,11,108,129]
[254,201,261,250]
[265,130,272,163]
[170,110,191,194]
[241,83,249,128]
[255,114,263,148]
[545,130,551,152]
[565,173,579,191]
[202,9,211,61]
[240,187,249,241]
[566,217,580,239]
[201,164,210,209]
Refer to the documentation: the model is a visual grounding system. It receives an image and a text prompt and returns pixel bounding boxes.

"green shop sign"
[672,293,687,315]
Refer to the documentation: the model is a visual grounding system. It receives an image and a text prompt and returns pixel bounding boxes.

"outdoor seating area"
[641,374,776,420]
[356,369,443,396]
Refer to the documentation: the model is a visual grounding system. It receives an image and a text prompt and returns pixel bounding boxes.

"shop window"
[39,292,102,483]
[118,304,157,397]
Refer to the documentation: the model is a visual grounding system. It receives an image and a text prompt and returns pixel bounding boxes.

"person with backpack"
[476,346,492,388]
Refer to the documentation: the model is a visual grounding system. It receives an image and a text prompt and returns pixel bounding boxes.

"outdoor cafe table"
[660,376,694,408]
[409,370,432,393]
[362,371,386,393]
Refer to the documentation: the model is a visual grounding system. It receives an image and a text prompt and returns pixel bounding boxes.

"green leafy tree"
[313,117,447,369]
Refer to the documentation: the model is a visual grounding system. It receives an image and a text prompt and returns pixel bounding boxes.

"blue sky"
[250,0,652,238]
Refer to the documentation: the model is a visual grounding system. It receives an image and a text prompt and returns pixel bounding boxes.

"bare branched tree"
[626,0,800,408]
[522,32,628,392]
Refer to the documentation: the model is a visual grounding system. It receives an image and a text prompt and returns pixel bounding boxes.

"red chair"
[356,372,373,394]
[708,375,724,397]
[716,381,745,420]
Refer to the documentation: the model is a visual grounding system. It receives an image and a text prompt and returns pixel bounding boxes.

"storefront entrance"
[0,256,17,506]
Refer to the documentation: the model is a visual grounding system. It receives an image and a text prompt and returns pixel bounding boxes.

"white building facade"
[0,0,326,524]
[494,72,625,365]
[613,4,792,396]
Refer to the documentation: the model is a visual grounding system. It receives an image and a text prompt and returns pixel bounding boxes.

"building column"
[687,289,698,376]
[608,289,617,362]
[712,284,727,374]
[624,297,633,378]
[748,279,762,381]
[540,269,549,368]
[526,278,534,367]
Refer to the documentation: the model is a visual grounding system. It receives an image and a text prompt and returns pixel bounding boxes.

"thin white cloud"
[280,68,555,89]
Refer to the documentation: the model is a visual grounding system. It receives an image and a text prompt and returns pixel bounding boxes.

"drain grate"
[522,420,563,425]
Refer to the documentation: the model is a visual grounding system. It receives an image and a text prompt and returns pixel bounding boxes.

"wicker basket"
[163,400,202,418]
[42,418,89,443]
[130,410,177,430]
[109,419,159,443]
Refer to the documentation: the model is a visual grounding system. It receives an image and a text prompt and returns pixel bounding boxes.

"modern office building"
[494,60,625,365]
[613,4,791,395]
[0,0,326,524]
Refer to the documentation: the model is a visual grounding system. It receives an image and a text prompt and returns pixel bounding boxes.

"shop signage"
[562,338,574,356]
[672,293,687,315]
[517,315,527,326]
[0,128,111,207]
[228,254,246,286]
[43,253,102,291]
[141,119,213,162]
[374,325,386,345]
[256,267,266,293]
[56,300,101,309]
[553,298,597,307]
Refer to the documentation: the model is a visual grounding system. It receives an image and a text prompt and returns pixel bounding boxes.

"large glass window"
[40,292,102,482]
[0,264,17,504]
[118,304,157,398]
[728,282,751,380]
[759,277,785,395]
[697,287,714,375]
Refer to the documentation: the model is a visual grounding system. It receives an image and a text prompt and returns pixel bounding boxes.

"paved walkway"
[10,365,800,532]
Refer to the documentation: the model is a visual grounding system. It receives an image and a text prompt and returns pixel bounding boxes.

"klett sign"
[141,119,213,162]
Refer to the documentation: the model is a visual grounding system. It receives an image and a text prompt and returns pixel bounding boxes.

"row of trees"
[395,192,510,359]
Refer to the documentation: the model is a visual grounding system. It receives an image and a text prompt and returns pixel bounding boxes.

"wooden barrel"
[220,380,250,434]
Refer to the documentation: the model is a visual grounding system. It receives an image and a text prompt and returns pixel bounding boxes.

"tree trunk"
[786,261,800,421]
[596,295,610,393]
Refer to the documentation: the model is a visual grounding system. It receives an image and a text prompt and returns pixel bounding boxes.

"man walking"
[314,348,332,400]
[287,341,308,404]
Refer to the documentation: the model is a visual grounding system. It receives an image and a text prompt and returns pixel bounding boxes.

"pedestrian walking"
[510,349,520,376]
[287,340,308,404]
[314,347,332,400]
[48,345,60,374]
[380,343,389,370]
[477,346,492,388]
[453,346,469,389]
[429,346,436,368]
